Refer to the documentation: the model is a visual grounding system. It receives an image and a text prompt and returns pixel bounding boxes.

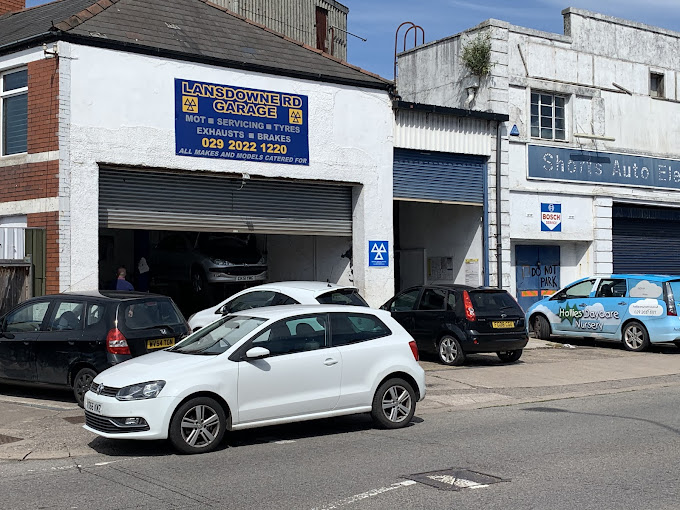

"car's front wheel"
[73,367,97,408]
[622,321,649,352]
[371,378,416,429]
[533,315,551,340]
[497,349,523,363]
[169,397,226,454]
[437,335,465,366]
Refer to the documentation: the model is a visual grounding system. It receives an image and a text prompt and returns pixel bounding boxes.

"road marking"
[312,480,416,509]
[427,474,489,489]
[273,440,296,445]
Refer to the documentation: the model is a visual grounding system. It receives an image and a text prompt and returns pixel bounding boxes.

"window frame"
[650,71,665,98]
[1,67,28,157]
[329,312,392,347]
[530,91,567,142]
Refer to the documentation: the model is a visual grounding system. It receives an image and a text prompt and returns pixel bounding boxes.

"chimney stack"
[0,0,25,16]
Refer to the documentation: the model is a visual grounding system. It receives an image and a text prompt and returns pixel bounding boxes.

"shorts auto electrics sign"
[541,203,561,231]
[175,79,309,165]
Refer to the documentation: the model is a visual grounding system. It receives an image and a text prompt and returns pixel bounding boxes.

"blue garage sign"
[175,78,309,165]
[369,241,389,267]
[541,203,561,231]
[529,144,680,191]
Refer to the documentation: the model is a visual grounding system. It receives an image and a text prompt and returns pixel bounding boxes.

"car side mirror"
[219,304,231,315]
[245,346,270,360]
[551,292,565,301]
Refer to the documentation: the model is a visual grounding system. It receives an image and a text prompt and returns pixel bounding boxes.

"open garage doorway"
[98,167,355,317]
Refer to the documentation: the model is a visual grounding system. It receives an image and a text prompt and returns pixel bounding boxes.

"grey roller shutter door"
[393,149,486,205]
[99,168,352,236]
[613,205,680,274]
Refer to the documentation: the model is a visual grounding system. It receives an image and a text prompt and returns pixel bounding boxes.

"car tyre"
[533,315,551,340]
[371,378,416,429]
[496,349,523,363]
[674,340,680,350]
[169,397,226,454]
[622,321,650,352]
[437,335,465,366]
[73,367,97,408]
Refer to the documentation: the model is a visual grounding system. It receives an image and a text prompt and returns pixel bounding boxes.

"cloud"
[629,280,663,298]
[530,304,562,324]
[628,299,664,317]
[582,302,622,326]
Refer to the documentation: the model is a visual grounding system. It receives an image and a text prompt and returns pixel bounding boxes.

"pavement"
[1,336,679,462]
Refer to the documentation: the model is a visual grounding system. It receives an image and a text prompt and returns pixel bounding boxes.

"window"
[4,301,50,332]
[389,288,420,312]
[316,288,369,306]
[595,279,627,298]
[172,316,266,355]
[650,72,664,98]
[86,303,106,329]
[418,288,447,311]
[123,299,184,330]
[250,314,327,356]
[227,291,279,312]
[1,68,28,156]
[468,291,522,312]
[531,92,566,141]
[49,301,85,331]
[561,279,596,299]
[315,6,328,52]
[330,313,391,346]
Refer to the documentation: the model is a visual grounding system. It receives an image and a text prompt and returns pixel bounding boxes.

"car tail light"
[106,328,131,355]
[463,290,476,321]
[664,282,677,316]
[408,340,419,361]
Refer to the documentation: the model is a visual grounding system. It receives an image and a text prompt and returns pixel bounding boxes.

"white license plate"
[236,275,256,281]
[86,400,102,415]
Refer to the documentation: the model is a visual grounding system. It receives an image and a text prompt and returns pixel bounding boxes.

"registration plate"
[147,337,175,350]
[236,275,256,281]
[86,400,102,415]
[492,320,515,329]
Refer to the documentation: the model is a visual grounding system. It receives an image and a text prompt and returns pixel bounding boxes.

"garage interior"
[98,168,354,316]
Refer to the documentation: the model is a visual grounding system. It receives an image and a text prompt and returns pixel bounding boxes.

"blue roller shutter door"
[393,149,486,204]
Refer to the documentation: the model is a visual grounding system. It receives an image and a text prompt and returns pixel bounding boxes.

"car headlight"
[258,255,266,265]
[116,380,166,401]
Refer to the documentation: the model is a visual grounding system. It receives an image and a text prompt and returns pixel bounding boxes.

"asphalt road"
[1,382,679,509]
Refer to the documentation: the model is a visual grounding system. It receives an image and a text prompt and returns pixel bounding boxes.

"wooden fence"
[0,260,32,317]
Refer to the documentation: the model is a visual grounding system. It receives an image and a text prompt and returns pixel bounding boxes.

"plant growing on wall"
[461,33,492,77]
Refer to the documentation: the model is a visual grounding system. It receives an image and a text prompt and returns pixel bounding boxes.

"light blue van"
[525,275,680,351]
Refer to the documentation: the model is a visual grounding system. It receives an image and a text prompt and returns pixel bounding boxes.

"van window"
[563,279,596,298]
[628,279,663,299]
[595,279,627,298]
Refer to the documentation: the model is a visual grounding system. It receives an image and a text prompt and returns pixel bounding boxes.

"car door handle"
[324,358,339,366]
[578,303,587,307]
[618,302,626,306]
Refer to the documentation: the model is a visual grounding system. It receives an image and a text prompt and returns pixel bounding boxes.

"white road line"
[312,480,417,510]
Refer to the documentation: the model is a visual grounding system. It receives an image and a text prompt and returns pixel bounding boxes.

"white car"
[83,305,425,454]
[188,281,369,331]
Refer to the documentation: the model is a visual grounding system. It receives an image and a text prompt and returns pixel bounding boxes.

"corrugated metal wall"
[394,109,492,156]
[212,0,348,60]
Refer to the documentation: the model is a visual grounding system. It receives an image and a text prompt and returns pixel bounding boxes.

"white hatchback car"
[187,281,369,331]
[84,305,425,454]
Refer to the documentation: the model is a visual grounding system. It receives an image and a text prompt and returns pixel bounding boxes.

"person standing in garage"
[115,267,134,291]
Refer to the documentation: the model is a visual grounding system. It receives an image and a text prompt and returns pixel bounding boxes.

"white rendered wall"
[65,44,394,306]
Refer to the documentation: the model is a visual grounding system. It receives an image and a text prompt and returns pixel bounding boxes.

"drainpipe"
[495,120,503,289]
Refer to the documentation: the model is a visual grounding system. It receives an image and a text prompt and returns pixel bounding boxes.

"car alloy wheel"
[622,321,649,352]
[73,367,97,408]
[438,335,465,366]
[371,378,416,429]
[169,397,226,454]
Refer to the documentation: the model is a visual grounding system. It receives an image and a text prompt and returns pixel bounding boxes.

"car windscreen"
[469,291,523,314]
[316,289,369,306]
[122,299,185,330]
[170,315,266,355]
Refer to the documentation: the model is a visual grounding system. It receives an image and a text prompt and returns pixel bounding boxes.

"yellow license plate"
[147,337,175,350]
[492,321,515,329]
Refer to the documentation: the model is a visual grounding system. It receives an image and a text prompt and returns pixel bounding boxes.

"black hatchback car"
[0,291,189,406]
[381,285,528,366]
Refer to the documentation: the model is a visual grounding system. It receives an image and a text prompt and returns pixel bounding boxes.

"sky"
[25,0,680,79]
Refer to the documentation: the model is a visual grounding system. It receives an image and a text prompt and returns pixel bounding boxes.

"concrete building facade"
[397,8,680,309]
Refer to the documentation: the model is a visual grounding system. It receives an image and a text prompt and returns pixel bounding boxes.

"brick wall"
[0,0,24,16]
[27,211,59,295]
[0,160,58,202]
[27,58,59,154]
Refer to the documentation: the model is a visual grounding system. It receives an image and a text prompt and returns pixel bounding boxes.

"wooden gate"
[0,260,32,317]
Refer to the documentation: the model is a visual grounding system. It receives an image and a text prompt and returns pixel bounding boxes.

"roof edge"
[51,0,123,32]
[393,100,509,122]
[53,32,393,91]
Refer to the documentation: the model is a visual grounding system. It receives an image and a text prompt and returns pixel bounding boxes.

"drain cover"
[406,468,506,491]
[63,415,85,424]
[0,434,22,445]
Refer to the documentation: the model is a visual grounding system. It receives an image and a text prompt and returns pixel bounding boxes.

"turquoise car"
[525,275,680,352]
